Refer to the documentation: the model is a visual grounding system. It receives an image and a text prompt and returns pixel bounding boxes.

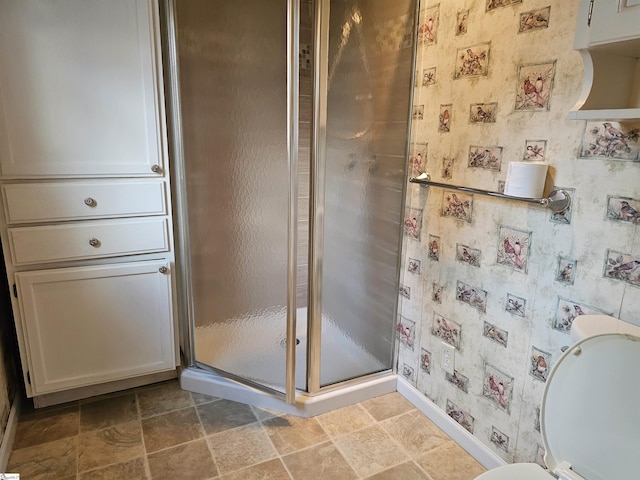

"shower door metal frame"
[307,0,330,395]
[307,0,422,394]
[393,0,421,375]
[285,0,300,404]
[161,0,299,404]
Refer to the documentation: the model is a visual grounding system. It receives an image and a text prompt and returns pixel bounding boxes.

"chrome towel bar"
[409,173,571,213]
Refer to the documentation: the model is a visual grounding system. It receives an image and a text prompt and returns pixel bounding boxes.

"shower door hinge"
[587,0,594,26]
[12,283,17,298]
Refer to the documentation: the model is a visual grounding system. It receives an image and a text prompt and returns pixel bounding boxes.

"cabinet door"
[16,261,176,395]
[0,0,165,177]
[585,0,640,46]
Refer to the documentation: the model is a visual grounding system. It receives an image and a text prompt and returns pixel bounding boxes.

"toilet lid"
[541,333,640,480]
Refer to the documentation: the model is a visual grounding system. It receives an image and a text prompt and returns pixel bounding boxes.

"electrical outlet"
[441,341,455,375]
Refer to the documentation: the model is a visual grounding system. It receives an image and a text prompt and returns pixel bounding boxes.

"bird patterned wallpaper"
[398,0,639,466]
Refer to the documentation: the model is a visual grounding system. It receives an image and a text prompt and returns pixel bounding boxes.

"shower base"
[180,366,397,417]
[193,307,388,389]
[183,307,395,416]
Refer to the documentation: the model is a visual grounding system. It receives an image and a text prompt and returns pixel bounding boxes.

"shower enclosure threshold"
[180,367,398,417]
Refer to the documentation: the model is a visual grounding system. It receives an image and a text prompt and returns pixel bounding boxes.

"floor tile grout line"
[207,425,281,478]
[212,456,291,480]
[253,408,294,478]
[8,430,79,456]
[255,411,337,479]
[334,401,431,479]
[329,423,406,479]
[76,393,149,478]
[191,394,222,478]
[134,391,153,480]
[355,401,380,424]
[197,408,288,478]
[140,402,278,467]
[75,408,80,479]
[315,407,418,443]
[421,460,437,480]
[376,409,453,479]
[138,399,196,421]
[256,416,294,476]
[76,454,148,479]
[76,397,141,436]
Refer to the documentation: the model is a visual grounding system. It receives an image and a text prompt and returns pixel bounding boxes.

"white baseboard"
[0,396,20,472]
[397,378,506,470]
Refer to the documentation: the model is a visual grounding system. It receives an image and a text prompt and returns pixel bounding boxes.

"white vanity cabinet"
[571,0,640,120]
[0,0,178,404]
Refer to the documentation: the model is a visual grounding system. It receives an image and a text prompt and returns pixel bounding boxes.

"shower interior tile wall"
[297,0,313,308]
[399,0,639,465]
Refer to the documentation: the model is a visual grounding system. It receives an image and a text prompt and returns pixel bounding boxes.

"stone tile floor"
[7,379,486,479]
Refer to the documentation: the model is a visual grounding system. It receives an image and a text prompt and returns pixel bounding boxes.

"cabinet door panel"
[587,1,640,46]
[16,261,175,395]
[0,0,164,177]
[8,218,169,266]
[2,181,166,224]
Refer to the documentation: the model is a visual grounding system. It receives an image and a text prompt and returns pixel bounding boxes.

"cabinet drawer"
[8,218,169,266]
[1,181,166,224]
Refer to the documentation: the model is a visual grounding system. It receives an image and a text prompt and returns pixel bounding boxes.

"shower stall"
[162,0,418,414]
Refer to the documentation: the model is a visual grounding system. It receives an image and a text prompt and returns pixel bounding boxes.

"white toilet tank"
[570,314,640,343]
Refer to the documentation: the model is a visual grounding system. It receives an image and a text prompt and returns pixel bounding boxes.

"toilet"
[475,331,640,480]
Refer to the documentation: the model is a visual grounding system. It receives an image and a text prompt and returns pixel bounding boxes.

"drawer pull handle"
[84,197,96,207]
[151,164,162,174]
[89,238,101,247]
[159,266,168,274]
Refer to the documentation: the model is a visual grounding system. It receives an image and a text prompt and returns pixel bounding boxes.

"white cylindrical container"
[504,162,548,198]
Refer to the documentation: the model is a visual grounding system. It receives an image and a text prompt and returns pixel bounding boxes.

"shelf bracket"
[409,173,571,214]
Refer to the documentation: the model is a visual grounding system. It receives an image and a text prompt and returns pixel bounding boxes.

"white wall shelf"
[571,1,640,121]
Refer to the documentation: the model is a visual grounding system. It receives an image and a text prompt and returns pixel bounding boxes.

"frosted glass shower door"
[313,0,417,388]
[173,0,296,395]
